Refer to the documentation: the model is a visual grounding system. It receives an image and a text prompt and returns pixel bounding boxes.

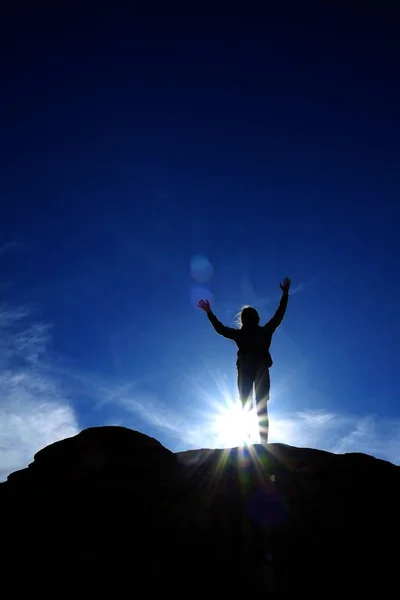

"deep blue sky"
[1,3,399,476]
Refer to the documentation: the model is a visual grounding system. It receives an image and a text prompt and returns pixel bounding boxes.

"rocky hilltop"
[1,426,399,597]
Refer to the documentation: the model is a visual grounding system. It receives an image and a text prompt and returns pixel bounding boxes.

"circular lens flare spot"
[190,254,214,283]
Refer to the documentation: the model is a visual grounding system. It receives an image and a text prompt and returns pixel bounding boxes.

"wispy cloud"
[0,304,79,481]
[269,409,400,464]
[93,382,209,448]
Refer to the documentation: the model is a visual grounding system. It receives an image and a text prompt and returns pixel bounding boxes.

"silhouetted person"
[198,277,291,445]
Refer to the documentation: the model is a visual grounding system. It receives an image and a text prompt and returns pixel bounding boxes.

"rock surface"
[1,426,399,597]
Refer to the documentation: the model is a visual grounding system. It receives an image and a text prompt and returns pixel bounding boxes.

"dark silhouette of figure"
[198,277,291,444]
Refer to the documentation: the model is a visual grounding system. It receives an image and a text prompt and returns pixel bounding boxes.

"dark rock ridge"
[1,426,399,597]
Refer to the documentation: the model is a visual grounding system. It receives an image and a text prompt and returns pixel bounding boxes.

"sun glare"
[191,367,264,449]
[213,399,260,447]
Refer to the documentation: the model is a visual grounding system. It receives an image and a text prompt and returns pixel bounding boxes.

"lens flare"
[190,254,214,283]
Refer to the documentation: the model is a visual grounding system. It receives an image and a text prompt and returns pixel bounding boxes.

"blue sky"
[1,4,399,479]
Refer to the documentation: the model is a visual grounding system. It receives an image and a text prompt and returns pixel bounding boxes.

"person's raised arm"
[263,277,291,332]
[198,299,238,341]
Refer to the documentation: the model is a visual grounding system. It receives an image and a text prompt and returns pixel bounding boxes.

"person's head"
[238,305,260,328]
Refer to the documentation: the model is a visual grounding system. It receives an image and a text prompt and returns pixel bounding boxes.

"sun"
[212,398,260,447]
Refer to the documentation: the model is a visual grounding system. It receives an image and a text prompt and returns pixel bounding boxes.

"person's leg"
[255,366,270,444]
[237,365,254,410]
[237,366,254,443]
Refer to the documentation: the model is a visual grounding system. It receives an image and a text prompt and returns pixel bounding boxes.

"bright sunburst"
[212,397,260,447]
[189,366,263,449]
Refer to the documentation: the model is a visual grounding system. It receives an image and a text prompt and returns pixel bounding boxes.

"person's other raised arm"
[263,278,291,332]
[198,299,238,341]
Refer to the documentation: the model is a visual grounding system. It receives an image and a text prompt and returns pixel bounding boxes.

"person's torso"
[235,326,273,366]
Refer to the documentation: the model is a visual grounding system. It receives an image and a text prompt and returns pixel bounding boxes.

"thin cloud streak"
[0,304,79,481]
[102,385,210,447]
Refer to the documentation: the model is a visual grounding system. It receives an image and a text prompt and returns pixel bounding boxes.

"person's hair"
[235,305,260,328]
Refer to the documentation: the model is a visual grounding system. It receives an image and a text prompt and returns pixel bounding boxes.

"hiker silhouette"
[198,277,291,445]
